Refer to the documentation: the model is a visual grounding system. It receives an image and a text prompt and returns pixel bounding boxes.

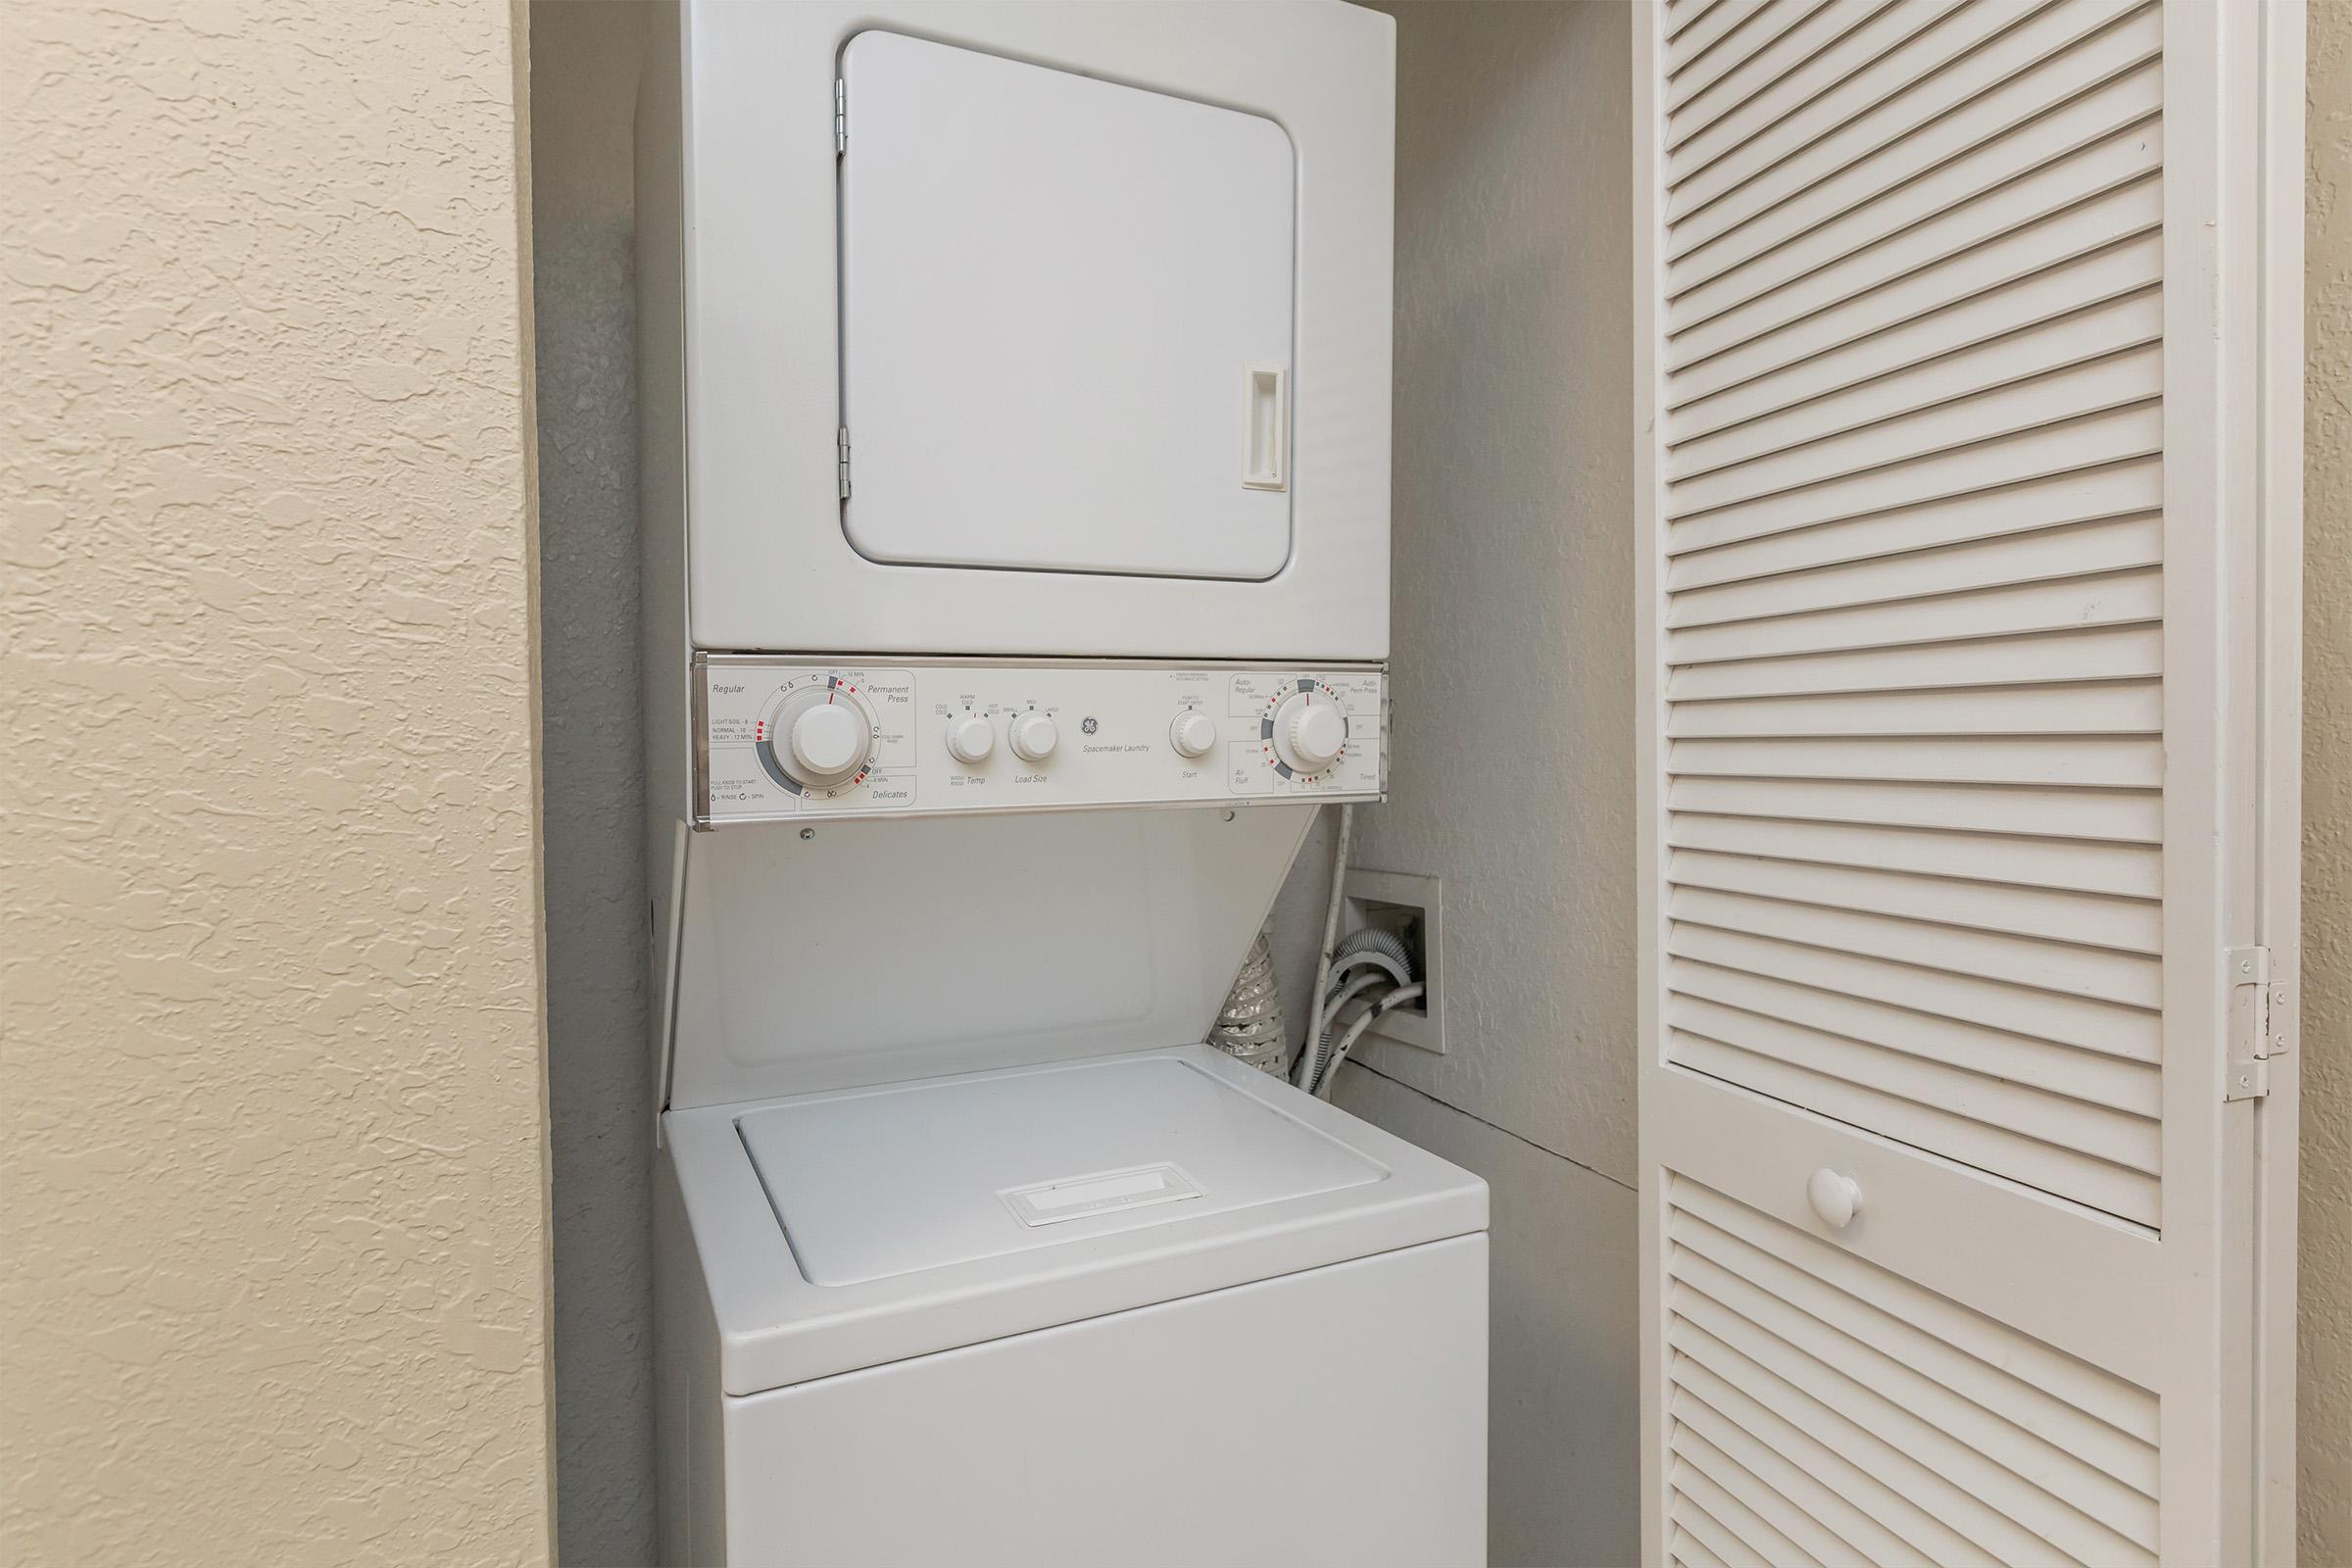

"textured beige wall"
[0,1,556,1563]
[2303,2,2351,1560]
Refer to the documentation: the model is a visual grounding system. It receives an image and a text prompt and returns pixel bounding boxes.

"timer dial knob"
[791,703,866,778]
[760,679,879,794]
[1284,703,1348,772]
[1169,711,1217,759]
[1266,688,1350,776]
[1008,711,1059,763]
[945,713,995,765]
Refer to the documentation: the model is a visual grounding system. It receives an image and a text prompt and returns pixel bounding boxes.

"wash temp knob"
[1008,711,1059,763]
[946,713,996,765]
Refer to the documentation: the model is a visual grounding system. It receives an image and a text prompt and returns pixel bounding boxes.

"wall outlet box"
[1340,868,1444,1055]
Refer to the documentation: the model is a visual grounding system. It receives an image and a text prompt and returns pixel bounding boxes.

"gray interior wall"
[1299,5,1642,1564]
[1339,1069,1640,1568]
[529,5,656,1565]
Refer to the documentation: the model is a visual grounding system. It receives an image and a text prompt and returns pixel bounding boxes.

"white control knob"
[759,680,880,795]
[1285,704,1348,772]
[945,713,995,765]
[1008,711,1059,763]
[1169,711,1217,759]
[791,702,867,778]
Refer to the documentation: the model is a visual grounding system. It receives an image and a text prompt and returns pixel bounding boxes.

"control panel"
[696,657,1384,825]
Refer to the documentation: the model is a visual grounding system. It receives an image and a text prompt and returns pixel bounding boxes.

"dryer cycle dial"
[1262,681,1351,779]
[756,675,880,797]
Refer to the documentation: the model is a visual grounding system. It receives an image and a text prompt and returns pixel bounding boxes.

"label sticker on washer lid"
[1000,1163,1203,1228]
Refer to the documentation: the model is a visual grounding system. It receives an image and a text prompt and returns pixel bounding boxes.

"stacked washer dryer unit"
[639,5,1489,1563]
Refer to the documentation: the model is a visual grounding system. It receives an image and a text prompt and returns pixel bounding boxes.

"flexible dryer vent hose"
[1207,928,1288,1076]
[1329,926,1413,989]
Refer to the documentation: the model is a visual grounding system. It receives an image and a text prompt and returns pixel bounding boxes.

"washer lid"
[664,1045,1489,1396]
[738,1055,1383,1287]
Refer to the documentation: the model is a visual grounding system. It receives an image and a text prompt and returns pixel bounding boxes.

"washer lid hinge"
[834,77,847,155]
[837,426,852,500]
[2225,946,2294,1101]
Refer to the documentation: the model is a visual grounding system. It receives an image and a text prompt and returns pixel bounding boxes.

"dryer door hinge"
[2225,946,2294,1101]
[834,77,847,155]
[837,426,853,500]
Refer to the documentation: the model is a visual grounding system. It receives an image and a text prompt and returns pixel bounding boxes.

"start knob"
[1168,711,1217,759]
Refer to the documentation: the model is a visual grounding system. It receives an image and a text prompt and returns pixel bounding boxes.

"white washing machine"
[648,768,1488,1566]
[658,1044,1485,1567]
[635,5,1486,1563]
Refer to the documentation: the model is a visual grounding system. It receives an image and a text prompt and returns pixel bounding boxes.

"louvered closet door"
[1632,2,2303,1565]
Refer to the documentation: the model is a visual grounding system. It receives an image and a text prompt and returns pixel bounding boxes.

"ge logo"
[1080,716,1100,735]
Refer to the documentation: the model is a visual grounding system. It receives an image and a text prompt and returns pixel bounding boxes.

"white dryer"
[635,4,1486,1563]
[636,0,1394,664]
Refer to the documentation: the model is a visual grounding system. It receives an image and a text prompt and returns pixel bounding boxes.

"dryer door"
[838,30,1295,580]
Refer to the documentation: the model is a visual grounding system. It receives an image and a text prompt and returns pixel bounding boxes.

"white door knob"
[790,702,867,778]
[1008,711,1059,763]
[945,713,995,765]
[1169,711,1217,759]
[1286,703,1348,771]
[1806,1168,1862,1231]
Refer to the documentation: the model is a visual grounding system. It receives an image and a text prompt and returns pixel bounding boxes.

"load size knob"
[1008,711,1059,763]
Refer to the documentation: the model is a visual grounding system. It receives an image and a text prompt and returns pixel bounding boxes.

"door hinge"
[2224,946,2294,1101]
[834,77,847,155]
[836,426,852,500]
